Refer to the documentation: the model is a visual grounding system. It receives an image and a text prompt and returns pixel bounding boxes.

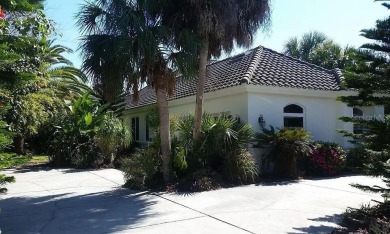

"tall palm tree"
[283,31,356,69]
[78,0,198,183]
[155,0,271,141]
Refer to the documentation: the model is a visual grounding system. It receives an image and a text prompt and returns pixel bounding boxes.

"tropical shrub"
[122,147,162,190]
[0,153,28,194]
[48,92,125,168]
[176,113,255,171]
[305,142,346,176]
[178,168,223,192]
[259,127,312,178]
[95,113,132,165]
[223,149,259,184]
[0,120,12,151]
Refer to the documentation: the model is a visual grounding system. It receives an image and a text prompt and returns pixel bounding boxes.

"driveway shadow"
[12,165,82,174]
[0,189,158,234]
[256,179,300,187]
[287,213,343,234]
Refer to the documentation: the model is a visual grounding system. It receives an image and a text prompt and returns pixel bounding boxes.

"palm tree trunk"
[156,84,173,183]
[193,40,209,142]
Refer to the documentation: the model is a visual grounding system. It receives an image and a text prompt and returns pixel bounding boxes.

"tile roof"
[126,46,343,109]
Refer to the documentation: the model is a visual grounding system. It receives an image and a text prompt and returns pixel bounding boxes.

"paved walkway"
[0,168,384,234]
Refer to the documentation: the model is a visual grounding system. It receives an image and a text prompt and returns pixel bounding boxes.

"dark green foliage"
[176,114,256,167]
[78,0,200,183]
[121,148,162,190]
[178,168,223,192]
[223,149,259,184]
[337,2,390,198]
[259,127,312,178]
[48,93,105,167]
[175,113,257,183]
[0,174,15,194]
[0,153,28,194]
[123,112,258,189]
[0,153,29,169]
[346,147,390,172]
[0,120,13,151]
[172,145,188,174]
[340,201,390,233]
[95,113,132,165]
[305,141,346,176]
[335,3,390,233]
[338,12,390,148]
[283,31,356,69]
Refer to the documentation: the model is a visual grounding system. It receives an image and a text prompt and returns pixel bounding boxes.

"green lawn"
[0,154,49,169]
[28,155,49,165]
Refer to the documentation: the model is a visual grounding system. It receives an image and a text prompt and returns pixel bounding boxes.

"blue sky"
[44,0,389,68]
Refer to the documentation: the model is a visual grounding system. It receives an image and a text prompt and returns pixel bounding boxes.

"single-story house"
[124,46,384,148]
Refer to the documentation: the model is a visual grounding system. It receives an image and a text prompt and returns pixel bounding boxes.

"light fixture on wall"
[258,114,266,129]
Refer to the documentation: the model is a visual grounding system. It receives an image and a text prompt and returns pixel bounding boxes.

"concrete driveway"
[0,168,384,234]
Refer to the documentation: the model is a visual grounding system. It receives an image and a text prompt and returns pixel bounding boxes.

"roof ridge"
[240,46,263,84]
[333,68,345,87]
[261,47,335,74]
[206,48,257,68]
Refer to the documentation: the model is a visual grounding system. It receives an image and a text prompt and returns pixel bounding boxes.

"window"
[353,108,364,134]
[131,117,139,141]
[283,104,304,129]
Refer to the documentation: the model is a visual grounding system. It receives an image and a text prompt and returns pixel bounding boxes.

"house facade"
[124,46,384,148]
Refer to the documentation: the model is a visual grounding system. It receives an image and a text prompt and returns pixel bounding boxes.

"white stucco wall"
[124,85,385,148]
[123,85,249,144]
[246,85,345,145]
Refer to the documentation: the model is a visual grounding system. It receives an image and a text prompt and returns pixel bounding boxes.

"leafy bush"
[121,147,161,190]
[48,93,111,168]
[95,113,132,164]
[0,153,28,194]
[339,201,390,234]
[178,168,223,192]
[305,142,346,176]
[172,145,188,174]
[0,121,13,151]
[346,147,390,171]
[259,127,312,178]
[176,113,255,172]
[223,149,259,184]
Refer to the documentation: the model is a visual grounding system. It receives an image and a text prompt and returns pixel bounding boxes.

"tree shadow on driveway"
[287,213,343,234]
[0,189,159,234]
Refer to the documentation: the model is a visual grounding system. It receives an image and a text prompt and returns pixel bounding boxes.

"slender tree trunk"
[193,40,209,142]
[14,135,26,155]
[156,84,173,183]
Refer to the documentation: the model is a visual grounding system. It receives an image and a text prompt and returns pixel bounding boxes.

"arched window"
[353,108,364,134]
[283,104,304,129]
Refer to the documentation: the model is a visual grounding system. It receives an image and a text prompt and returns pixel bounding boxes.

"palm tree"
[283,31,355,69]
[156,0,271,142]
[2,41,85,155]
[78,0,198,183]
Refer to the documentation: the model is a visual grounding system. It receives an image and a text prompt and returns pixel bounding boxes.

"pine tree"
[339,2,390,150]
[339,1,390,197]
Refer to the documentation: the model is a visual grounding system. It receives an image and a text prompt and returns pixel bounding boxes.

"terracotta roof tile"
[126,46,342,109]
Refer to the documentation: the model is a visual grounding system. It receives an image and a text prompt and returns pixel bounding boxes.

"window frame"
[283,104,305,129]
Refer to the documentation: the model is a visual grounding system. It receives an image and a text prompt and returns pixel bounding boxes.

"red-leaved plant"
[306,142,346,176]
